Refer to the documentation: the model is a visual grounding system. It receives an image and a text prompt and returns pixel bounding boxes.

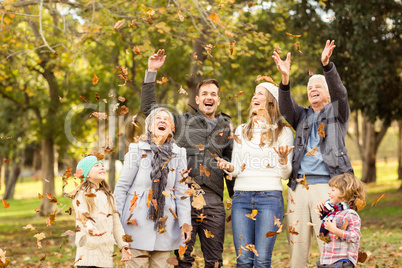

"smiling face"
[328,186,345,204]
[195,84,221,119]
[307,78,330,112]
[148,111,173,139]
[251,86,268,114]
[87,162,106,185]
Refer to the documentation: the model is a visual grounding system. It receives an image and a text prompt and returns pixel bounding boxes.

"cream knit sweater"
[229,123,294,191]
[73,189,128,267]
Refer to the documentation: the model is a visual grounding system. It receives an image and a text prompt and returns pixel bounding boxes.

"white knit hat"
[256,82,278,102]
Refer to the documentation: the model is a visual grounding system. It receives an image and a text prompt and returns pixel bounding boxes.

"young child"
[72,155,131,267]
[316,173,366,268]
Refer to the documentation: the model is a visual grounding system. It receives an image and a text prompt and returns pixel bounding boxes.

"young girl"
[73,155,131,267]
[316,173,366,268]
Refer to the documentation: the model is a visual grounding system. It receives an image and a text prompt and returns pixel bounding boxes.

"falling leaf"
[80,96,88,102]
[177,9,184,22]
[230,91,245,100]
[326,17,336,20]
[65,207,72,215]
[240,163,246,172]
[169,208,178,220]
[286,32,301,37]
[287,226,299,235]
[274,45,282,55]
[243,244,259,256]
[193,52,198,59]
[72,255,83,266]
[226,199,232,210]
[248,1,253,8]
[245,209,258,220]
[266,163,274,168]
[129,192,138,213]
[308,69,314,77]
[355,198,366,211]
[157,77,169,85]
[209,13,220,24]
[274,216,282,228]
[162,156,177,169]
[296,174,309,190]
[61,230,75,237]
[307,222,316,227]
[178,245,187,260]
[228,135,241,144]
[85,193,96,198]
[146,189,153,207]
[35,208,41,213]
[91,112,107,120]
[166,256,179,265]
[192,193,206,210]
[294,42,302,54]
[291,220,299,226]
[93,152,105,161]
[92,74,99,85]
[202,44,215,58]
[289,191,295,205]
[199,164,211,177]
[2,199,10,210]
[127,218,138,226]
[317,233,331,243]
[305,146,317,156]
[196,213,207,223]
[229,40,236,55]
[3,158,11,163]
[122,234,133,242]
[371,193,385,207]
[204,229,214,238]
[131,114,138,127]
[318,123,325,138]
[341,218,348,230]
[178,85,188,95]
[193,144,205,151]
[186,73,196,77]
[265,231,278,238]
[34,232,46,248]
[119,105,129,115]
[285,209,294,215]
[114,20,124,30]
[23,224,36,230]
[357,251,368,263]
[255,75,279,86]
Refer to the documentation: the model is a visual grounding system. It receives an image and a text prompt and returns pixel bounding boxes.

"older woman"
[114,107,192,268]
[217,82,294,267]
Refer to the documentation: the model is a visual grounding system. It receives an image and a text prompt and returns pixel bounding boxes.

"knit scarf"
[319,200,350,236]
[146,134,174,230]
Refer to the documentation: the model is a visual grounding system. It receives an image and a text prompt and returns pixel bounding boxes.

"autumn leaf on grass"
[229,40,236,55]
[294,42,302,54]
[226,199,232,210]
[199,164,210,177]
[92,74,99,85]
[80,96,88,102]
[202,44,215,58]
[242,244,259,256]
[286,32,301,38]
[318,123,325,138]
[287,226,299,235]
[341,218,349,230]
[204,229,214,238]
[196,213,207,223]
[192,144,205,151]
[317,233,331,243]
[166,256,179,265]
[208,13,220,24]
[371,193,385,207]
[34,232,46,248]
[228,134,241,144]
[157,77,169,85]
[355,198,366,211]
[192,193,206,210]
[114,20,124,30]
[256,75,279,86]
[178,85,188,95]
[305,146,317,156]
[122,234,133,242]
[1,199,10,210]
[246,209,258,220]
[296,174,309,190]
[23,224,37,231]
[178,245,187,260]
[230,91,245,100]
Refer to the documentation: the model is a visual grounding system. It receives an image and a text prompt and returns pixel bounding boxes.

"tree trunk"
[361,122,376,183]
[398,120,402,181]
[39,137,56,215]
[3,160,21,200]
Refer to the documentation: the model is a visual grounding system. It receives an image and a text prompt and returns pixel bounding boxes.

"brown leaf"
[80,96,88,102]
[157,77,169,85]
[166,256,179,265]
[133,45,141,55]
[60,230,75,237]
[317,233,331,243]
[305,146,317,156]
[286,32,301,37]
[229,40,236,55]
[226,199,232,210]
[199,164,211,177]
[141,154,147,159]
[202,44,215,58]
[371,193,385,207]
[204,229,214,238]
[247,1,253,8]
[285,209,294,215]
[2,199,10,210]
[256,75,279,86]
[228,134,241,144]
[192,193,206,210]
[178,85,188,95]
[287,226,299,235]
[22,224,36,230]
[92,74,99,85]
[122,234,133,242]
[85,193,96,198]
[296,174,310,190]
[289,191,295,205]
[274,45,282,55]
[318,123,325,138]
[193,52,197,59]
[308,69,314,77]
[196,213,207,223]
[357,251,368,263]
[177,9,184,22]
[294,42,302,54]
[169,208,178,220]
[119,105,129,115]
[341,218,348,230]
[178,245,187,260]
[230,90,245,100]
[3,158,11,163]
[114,20,124,30]
[91,112,107,120]
[241,163,246,172]
[242,244,259,256]
[65,207,72,215]
[192,143,205,151]
[129,192,138,213]
[162,156,177,170]
[355,198,366,211]
[245,209,258,220]
[208,13,220,24]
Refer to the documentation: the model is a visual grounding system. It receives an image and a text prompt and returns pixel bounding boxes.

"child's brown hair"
[329,173,366,210]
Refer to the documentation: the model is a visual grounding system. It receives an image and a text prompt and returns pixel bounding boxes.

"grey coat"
[114,141,191,251]
[278,62,354,191]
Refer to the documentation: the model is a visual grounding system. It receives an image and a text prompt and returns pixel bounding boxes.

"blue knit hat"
[76,155,103,181]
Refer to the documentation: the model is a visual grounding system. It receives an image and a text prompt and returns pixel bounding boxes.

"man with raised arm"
[141,49,233,268]
[273,40,354,268]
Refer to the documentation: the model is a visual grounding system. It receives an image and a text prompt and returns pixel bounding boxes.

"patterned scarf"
[147,134,174,230]
[319,200,350,236]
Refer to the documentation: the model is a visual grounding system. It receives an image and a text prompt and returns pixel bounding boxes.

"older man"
[140,49,233,268]
[273,40,354,267]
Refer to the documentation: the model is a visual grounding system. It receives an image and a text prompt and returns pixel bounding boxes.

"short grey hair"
[145,107,175,135]
[307,74,329,93]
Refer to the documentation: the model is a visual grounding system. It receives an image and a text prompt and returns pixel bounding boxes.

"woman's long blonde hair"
[79,179,116,214]
[243,86,285,146]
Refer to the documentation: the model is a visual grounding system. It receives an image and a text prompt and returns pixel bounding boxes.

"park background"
[0,0,401,267]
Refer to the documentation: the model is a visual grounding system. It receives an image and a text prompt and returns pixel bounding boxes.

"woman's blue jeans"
[232,190,284,268]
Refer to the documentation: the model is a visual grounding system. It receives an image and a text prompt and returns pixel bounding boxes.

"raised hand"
[272,52,291,85]
[321,40,336,66]
[148,49,166,72]
[216,157,234,173]
[273,145,294,165]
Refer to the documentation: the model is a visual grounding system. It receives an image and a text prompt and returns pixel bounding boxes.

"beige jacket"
[73,189,128,267]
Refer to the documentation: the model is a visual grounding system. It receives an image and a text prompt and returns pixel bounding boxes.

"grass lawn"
[1,160,401,267]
